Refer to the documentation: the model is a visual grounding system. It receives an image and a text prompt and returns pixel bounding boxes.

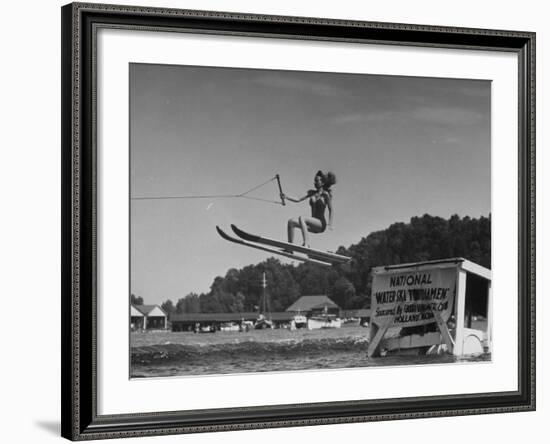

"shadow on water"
[35,420,59,436]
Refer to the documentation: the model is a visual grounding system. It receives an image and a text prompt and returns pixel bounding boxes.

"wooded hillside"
[151,214,491,315]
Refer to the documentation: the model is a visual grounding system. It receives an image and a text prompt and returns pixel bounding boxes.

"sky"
[129,63,491,306]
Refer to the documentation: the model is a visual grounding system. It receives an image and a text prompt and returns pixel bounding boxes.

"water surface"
[130,326,489,378]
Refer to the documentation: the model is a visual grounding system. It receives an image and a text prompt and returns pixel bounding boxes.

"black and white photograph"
[129,63,492,378]
[1,0,544,442]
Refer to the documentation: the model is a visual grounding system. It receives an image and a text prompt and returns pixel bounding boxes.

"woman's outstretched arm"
[281,192,310,203]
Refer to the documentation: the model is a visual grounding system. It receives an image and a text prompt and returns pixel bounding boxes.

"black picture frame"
[61,2,536,440]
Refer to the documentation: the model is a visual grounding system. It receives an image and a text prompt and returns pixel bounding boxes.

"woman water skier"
[280,170,336,248]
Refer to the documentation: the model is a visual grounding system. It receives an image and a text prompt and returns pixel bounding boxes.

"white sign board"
[371,267,456,328]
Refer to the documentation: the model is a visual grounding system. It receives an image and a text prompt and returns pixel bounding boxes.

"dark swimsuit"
[309,190,328,233]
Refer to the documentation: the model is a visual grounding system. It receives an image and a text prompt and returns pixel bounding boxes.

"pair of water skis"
[216,225,351,267]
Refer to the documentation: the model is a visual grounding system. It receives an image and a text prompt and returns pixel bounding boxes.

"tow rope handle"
[276,174,285,206]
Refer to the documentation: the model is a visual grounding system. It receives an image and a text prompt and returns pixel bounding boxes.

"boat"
[306,304,342,329]
[307,314,342,330]
[254,272,274,330]
[254,314,274,330]
[194,324,216,333]
[292,314,308,329]
[219,322,240,332]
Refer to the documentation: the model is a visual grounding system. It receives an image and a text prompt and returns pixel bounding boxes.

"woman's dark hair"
[315,170,336,192]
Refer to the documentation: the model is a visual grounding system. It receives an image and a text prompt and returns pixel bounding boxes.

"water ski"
[216,227,333,267]
[230,225,351,264]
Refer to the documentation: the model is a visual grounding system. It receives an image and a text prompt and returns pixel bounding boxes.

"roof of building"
[169,312,295,322]
[170,312,256,322]
[130,305,144,317]
[372,257,491,281]
[132,304,167,317]
[286,295,340,312]
[269,312,296,321]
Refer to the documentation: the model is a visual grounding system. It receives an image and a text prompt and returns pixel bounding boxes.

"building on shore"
[130,304,168,331]
[167,295,369,332]
[286,295,340,317]
[286,295,342,330]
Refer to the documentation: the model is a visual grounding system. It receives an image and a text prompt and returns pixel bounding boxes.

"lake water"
[130,326,489,378]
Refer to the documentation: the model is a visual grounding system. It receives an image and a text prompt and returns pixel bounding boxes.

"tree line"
[132,214,490,315]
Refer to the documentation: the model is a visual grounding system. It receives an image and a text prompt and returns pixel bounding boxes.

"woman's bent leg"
[287,218,300,243]
[298,217,309,247]
[289,217,323,246]
[302,217,324,246]
[299,217,323,246]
